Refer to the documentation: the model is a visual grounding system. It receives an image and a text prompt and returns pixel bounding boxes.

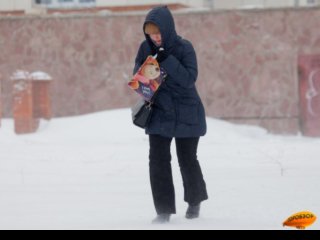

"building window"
[35,0,52,4]
[307,0,317,5]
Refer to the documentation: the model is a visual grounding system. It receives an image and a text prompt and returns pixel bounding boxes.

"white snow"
[0,109,319,230]
[11,70,30,80]
[30,72,52,81]
[10,71,52,81]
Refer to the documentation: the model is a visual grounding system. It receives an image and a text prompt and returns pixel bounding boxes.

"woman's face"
[150,33,162,46]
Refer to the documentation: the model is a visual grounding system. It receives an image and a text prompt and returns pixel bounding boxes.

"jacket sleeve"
[133,42,146,75]
[160,41,198,89]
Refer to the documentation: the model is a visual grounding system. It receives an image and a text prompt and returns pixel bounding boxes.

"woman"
[133,6,208,224]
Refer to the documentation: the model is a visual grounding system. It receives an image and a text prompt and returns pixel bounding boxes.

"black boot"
[186,204,200,219]
[152,214,171,224]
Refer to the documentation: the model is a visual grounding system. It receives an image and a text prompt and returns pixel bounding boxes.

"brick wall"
[1,7,320,134]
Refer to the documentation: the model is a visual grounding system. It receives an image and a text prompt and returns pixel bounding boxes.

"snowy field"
[0,109,319,230]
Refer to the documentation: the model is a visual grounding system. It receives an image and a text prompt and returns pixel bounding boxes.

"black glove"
[156,47,169,63]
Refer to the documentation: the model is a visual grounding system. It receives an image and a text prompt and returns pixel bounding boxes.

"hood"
[143,6,178,52]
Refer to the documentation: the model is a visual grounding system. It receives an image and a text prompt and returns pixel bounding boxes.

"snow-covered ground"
[0,109,319,230]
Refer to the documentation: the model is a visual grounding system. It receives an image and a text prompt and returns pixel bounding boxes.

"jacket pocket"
[178,98,200,125]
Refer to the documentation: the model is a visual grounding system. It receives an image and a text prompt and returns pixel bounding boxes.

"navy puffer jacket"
[133,6,207,138]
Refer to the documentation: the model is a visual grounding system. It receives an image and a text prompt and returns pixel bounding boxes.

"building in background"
[203,0,320,9]
[0,0,320,15]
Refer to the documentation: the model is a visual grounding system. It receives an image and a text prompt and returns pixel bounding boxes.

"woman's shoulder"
[138,40,150,50]
[175,35,192,45]
[137,40,153,56]
[175,37,195,52]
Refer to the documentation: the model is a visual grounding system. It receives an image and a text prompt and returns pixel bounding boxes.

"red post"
[11,71,39,134]
[298,55,320,137]
[31,72,52,120]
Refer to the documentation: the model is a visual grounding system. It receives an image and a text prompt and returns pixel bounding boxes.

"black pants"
[149,134,208,214]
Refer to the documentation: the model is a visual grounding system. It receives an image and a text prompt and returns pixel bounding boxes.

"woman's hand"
[156,47,169,63]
